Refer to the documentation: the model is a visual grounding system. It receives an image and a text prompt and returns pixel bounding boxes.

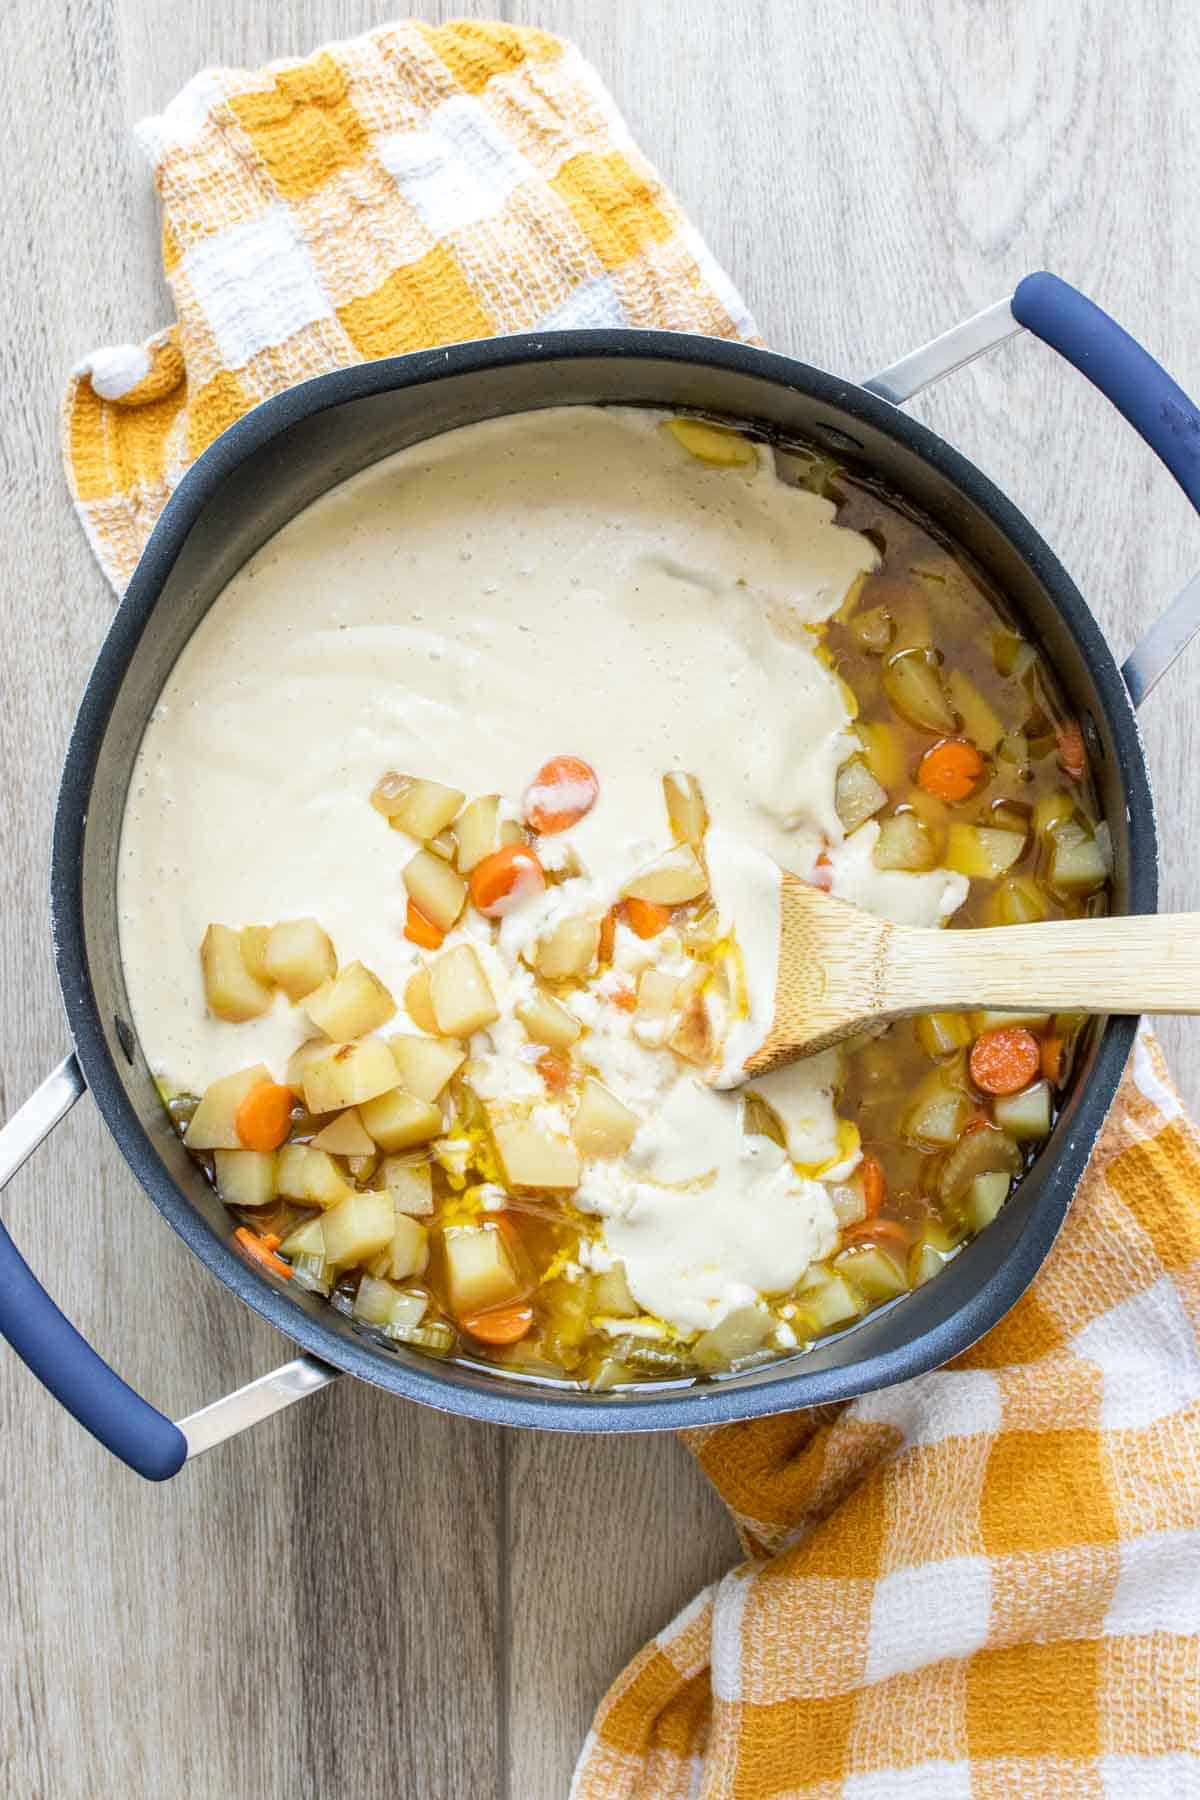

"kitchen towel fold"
[61,19,754,593]
[63,21,1199,1798]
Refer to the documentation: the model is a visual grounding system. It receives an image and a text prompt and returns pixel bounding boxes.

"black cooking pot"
[3,273,1198,1480]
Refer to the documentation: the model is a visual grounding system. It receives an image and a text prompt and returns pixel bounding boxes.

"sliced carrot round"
[841,1217,910,1256]
[860,1153,886,1218]
[404,900,445,950]
[624,897,671,939]
[812,847,833,892]
[917,738,985,803]
[235,1082,294,1151]
[460,1303,534,1346]
[597,907,617,964]
[523,755,599,834]
[610,985,637,1013]
[969,1026,1041,1096]
[469,843,546,918]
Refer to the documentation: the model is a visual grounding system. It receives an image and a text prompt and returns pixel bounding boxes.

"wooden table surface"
[3,3,1198,1795]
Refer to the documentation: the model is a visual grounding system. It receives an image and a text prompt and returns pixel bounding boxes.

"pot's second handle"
[0,1056,187,1480]
[1010,273,1200,512]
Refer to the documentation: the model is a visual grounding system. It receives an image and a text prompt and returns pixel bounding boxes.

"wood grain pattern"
[2,3,1199,1796]
[755,880,1200,1069]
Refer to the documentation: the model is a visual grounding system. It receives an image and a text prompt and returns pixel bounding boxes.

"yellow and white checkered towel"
[61,22,1199,1796]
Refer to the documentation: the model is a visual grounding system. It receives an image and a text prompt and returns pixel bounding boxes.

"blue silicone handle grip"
[1012,273,1200,512]
[0,1215,187,1481]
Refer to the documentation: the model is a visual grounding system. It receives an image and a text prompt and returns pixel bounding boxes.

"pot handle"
[864,271,1200,705]
[1,1059,339,1480]
[0,1055,188,1479]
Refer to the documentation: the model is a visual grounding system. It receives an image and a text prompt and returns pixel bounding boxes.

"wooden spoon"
[741,872,1200,1079]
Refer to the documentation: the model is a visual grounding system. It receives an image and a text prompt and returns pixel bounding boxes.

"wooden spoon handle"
[885,912,1200,1016]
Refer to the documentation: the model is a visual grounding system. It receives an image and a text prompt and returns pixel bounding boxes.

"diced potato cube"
[380,1158,434,1215]
[442,1223,523,1315]
[185,1065,273,1150]
[382,1212,429,1282]
[321,1190,396,1269]
[992,1079,1052,1142]
[572,1077,638,1157]
[404,963,439,1034]
[302,1039,400,1113]
[304,962,396,1041]
[801,1272,864,1330]
[285,1037,330,1097]
[662,772,708,846]
[276,1142,312,1200]
[1047,827,1108,896]
[873,812,937,872]
[622,844,708,906]
[663,417,757,466]
[279,1215,325,1259]
[590,1264,638,1317]
[372,773,465,839]
[302,1148,354,1208]
[965,1171,1011,1230]
[200,924,273,1023]
[915,1012,974,1058]
[515,989,582,1052]
[637,968,679,1020]
[213,1149,278,1209]
[492,1119,581,1190]
[882,648,957,735]
[534,916,599,981]
[403,849,467,933]
[309,1108,375,1156]
[275,1144,352,1208]
[946,669,1003,752]
[943,824,1025,880]
[264,918,337,1001]
[388,1033,465,1101]
[454,794,524,873]
[358,1087,442,1152]
[971,1009,1052,1032]
[692,1306,774,1369]
[984,876,1049,927]
[429,945,499,1036]
[1033,789,1075,839]
[239,926,271,984]
[834,1243,909,1301]
[348,1150,379,1182]
[856,720,907,789]
[353,1273,402,1326]
[669,995,715,1066]
[835,757,888,834]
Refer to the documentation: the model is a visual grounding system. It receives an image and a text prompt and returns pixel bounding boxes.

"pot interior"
[55,337,1153,1428]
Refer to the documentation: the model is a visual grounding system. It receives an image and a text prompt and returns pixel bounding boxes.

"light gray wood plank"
[3,3,1200,1798]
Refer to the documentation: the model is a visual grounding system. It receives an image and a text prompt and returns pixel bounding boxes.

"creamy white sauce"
[117,405,966,1336]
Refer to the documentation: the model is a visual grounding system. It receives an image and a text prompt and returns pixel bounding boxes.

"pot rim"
[50,329,1154,1431]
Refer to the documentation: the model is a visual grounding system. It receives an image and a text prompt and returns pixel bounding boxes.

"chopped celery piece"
[971,1009,1051,1031]
[939,1124,1021,1203]
[965,1171,1011,1230]
[835,756,888,833]
[943,824,1024,879]
[997,732,1031,776]
[290,1253,330,1296]
[590,1358,634,1392]
[391,1321,454,1354]
[992,1080,1052,1142]
[916,1012,974,1059]
[992,631,1036,679]
[833,1244,909,1302]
